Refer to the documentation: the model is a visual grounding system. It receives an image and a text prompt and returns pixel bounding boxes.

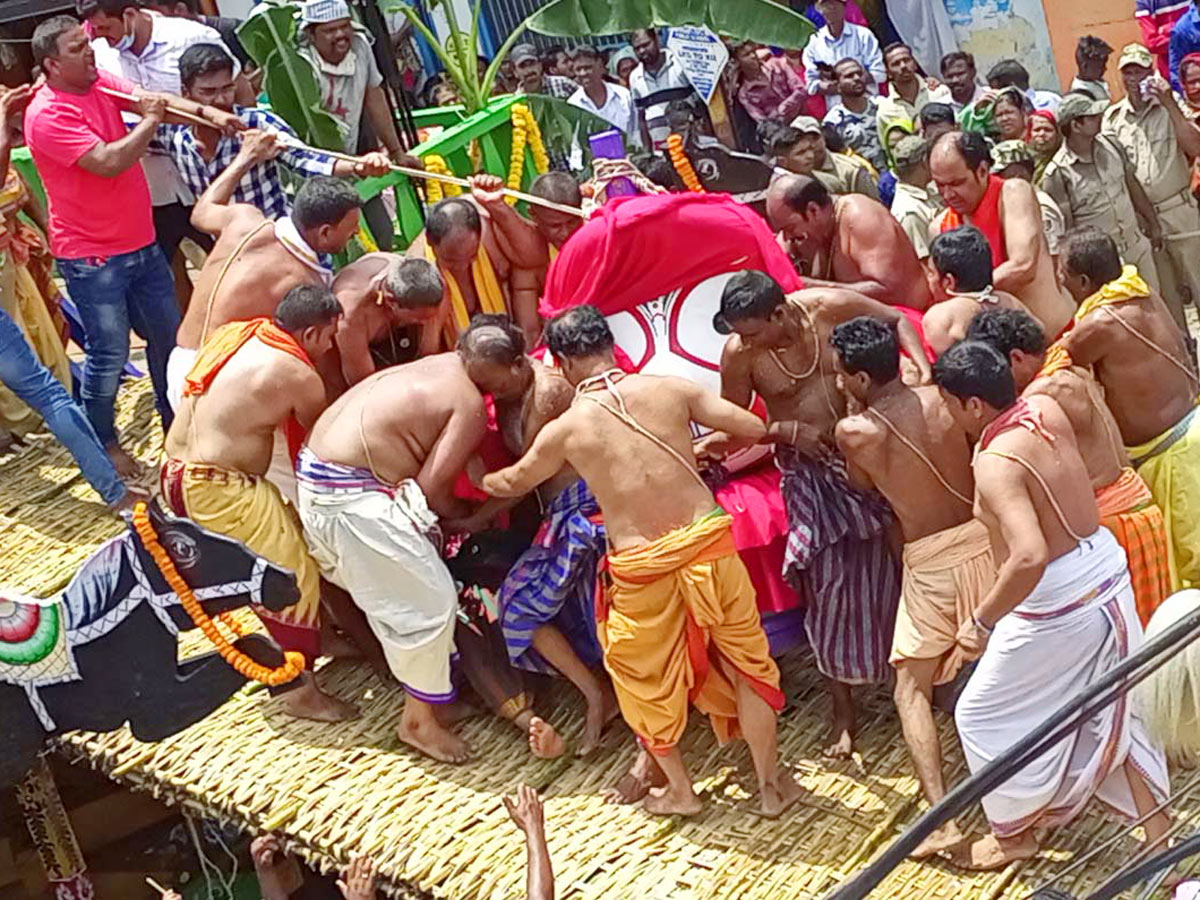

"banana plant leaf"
[236,1,345,150]
[526,0,815,48]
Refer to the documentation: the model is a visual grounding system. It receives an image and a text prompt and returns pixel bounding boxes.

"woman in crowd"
[992,87,1030,142]
[1027,108,1061,182]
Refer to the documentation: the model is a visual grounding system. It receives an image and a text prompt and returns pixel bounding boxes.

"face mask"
[113,30,134,52]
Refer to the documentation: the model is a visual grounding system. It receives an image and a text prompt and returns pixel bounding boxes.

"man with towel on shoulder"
[831,316,992,858]
[933,339,1169,871]
[482,306,801,819]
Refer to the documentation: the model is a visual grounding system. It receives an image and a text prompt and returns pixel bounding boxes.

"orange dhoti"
[598,510,785,754]
[1096,467,1171,625]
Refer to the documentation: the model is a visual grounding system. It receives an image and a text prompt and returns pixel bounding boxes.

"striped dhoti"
[499,479,606,675]
[776,447,901,685]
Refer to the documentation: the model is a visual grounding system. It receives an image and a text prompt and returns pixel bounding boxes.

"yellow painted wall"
[1041,0,1143,95]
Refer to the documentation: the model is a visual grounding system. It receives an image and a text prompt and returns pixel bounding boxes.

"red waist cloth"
[541,193,802,318]
[897,305,935,362]
[939,174,1007,268]
[713,464,796,614]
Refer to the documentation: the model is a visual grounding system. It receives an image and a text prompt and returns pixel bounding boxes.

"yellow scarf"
[1040,265,1149,376]
[425,240,508,347]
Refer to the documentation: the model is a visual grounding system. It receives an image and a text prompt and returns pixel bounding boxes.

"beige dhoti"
[891,517,997,685]
[1151,187,1200,328]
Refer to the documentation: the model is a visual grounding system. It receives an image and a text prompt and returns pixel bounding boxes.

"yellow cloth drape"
[0,253,72,436]
[424,240,508,348]
[1041,265,1149,375]
[599,511,784,754]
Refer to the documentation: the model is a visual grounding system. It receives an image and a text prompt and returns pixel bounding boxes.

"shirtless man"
[968,307,1171,622]
[929,131,1075,340]
[407,179,546,353]
[161,285,355,721]
[933,340,1168,870]
[167,132,365,407]
[474,171,585,266]
[766,174,933,311]
[1055,226,1200,590]
[482,305,801,818]
[923,225,1038,356]
[830,316,990,858]
[321,254,444,393]
[298,316,563,762]
[453,356,620,756]
[708,271,930,758]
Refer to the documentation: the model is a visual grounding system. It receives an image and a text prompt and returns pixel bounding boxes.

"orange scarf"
[979,397,1054,451]
[940,174,1007,267]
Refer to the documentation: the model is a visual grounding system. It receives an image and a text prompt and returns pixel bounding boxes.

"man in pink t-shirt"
[25,15,235,475]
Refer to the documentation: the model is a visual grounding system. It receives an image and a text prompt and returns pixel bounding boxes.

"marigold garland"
[133,502,305,687]
[668,134,704,193]
[506,106,530,205]
[421,154,462,204]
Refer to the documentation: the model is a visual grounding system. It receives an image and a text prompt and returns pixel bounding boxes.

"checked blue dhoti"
[499,479,606,674]
[777,446,901,685]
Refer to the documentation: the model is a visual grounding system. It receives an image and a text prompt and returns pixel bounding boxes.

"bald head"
[426,197,481,267]
[457,313,530,400]
[529,172,584,249]
[929,131,992,217]
[766,174,835,244]
[531,171,582,207]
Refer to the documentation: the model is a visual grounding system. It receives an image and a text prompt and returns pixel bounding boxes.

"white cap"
[300,0,351,25]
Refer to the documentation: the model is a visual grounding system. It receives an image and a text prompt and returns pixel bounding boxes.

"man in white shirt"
[567,46,641,147]
[628,28,697,151]
[940,51,987,114]
[81,0,251,266]
[297,0,416,251]
[802,0,885,109]
[876,41,952,122]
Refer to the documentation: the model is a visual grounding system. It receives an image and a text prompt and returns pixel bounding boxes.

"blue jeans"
[0,307,125,505]
[58,244,179,445]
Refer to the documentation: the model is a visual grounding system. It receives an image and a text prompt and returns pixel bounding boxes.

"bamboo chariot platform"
[5,379,1199,900]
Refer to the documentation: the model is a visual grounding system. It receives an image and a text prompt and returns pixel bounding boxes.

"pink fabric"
[738,56,809,123]
[714,465,797,615]
[25,70,154,259]
[897,305,935,362]
[541,193,802,318]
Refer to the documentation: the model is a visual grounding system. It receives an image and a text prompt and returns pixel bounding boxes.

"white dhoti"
[297,449,458,702]
[956,527,1169,837]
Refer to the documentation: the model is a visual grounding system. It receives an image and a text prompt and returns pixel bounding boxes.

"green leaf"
[525,0,814,47]
[235,2,345,149]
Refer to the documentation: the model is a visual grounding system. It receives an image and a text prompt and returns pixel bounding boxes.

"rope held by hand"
[132,502,305,686]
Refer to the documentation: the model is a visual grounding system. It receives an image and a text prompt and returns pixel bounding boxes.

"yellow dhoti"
[0,252,71,435]
[599,511,784,754]
[891,517,996,685]
[160,459,322,661]
[1096,467,1171,624]
[1127,405,1200,590]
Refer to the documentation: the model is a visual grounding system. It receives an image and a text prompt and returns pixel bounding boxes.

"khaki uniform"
[1041,135,1162,296]
[1035,188,1066,258]
[1103,96,1200,326]
[814,150,879,201]
[890,181,940,259]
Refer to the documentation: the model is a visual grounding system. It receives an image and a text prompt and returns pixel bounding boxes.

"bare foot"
[910,821,967,859]
[644,783,703,817]
[398,714,472,764]
[321,628,363,660]
[109,485,149,514]
[823,725,855,760]
[278,677,360,722]
[758,771,804,819]
[951,832,1038,871]
[604,749,667,804]
[529,716,565,759]
[437,698,483,725]
[106,443,142,480]
[577,686,621,757]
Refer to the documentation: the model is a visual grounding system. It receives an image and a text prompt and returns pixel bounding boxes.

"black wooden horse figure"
[0,501,299,788]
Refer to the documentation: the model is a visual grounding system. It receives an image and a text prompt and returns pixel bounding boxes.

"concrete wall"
[941,0,1059,89]
[1039,0,1142,95]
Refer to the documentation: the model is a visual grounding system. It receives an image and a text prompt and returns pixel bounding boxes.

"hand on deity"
[766,419,831,460]
[504,783,546,837]
[694,431,739,464]
[354,151,393,177]
[0,84,33,124]
[955,617,990,660]
[337,855,378,900]
[237,129,282,164]
[469,173,508,206]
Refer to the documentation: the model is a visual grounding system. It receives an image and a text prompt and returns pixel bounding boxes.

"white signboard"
[664,25,729,105]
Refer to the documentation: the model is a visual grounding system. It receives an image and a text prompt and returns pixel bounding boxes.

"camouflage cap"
[892,135,928,168]
[789,115,824,136]
[991,139,1035,169]
[1117,43,1154,70]
[1057,92,1109,126]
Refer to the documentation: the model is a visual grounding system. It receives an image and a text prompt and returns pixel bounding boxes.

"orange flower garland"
[132,503,305,687]
[667,134,703,193]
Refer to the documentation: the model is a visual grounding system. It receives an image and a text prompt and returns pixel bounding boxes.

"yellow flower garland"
[421,154,462,204]
[132,503,305,687]
[506,104,549,205]
[668,134,704,193]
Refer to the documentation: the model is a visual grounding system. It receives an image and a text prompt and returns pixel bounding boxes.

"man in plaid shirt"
[157,43,392,221]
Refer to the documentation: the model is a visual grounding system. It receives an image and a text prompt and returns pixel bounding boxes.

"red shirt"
[938,174,1008,268]
[25,70,154,260]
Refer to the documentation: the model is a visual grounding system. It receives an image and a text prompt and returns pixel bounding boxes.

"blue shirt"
[1168,4,1200,91]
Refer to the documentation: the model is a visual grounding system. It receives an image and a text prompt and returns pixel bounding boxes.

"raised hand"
[0,84,34,123]
[237,129,282,164]
[503,783,545,836]
[137,92,169,123]
[337,855,377,900]
[206,106,247,137]
[354,151,393,177]
[469,173,507,206]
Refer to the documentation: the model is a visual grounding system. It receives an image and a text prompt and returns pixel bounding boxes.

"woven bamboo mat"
[7,378,1199,899]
